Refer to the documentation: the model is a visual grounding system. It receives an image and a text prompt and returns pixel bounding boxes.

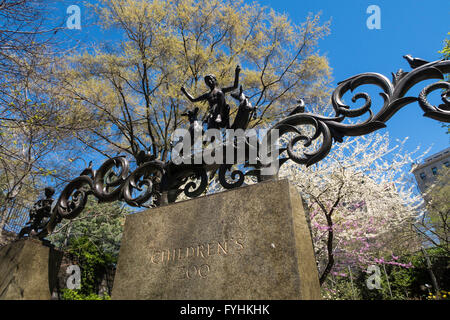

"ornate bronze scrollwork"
[22,57,449,240]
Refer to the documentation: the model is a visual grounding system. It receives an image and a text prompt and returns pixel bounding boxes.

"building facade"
[412,147,450,194]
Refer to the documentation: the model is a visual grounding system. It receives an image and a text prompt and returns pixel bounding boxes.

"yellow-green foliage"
[57,0,332,160]
[423,167,450,253]
[439,32,450,60]
[61,289,111,300]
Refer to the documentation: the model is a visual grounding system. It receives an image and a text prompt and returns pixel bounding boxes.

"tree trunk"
[421,247,440,297]
[319,214,334,285]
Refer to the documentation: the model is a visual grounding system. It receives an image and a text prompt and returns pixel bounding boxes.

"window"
[420,173,426,180]
[432,167,438,175]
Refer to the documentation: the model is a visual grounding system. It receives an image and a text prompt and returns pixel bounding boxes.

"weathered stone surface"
[0,230,18,247]
[0,239,62,300]
[112,179,321,300]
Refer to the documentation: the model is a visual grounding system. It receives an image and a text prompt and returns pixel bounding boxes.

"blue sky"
[52,0,449,162]
[257,0,450,157]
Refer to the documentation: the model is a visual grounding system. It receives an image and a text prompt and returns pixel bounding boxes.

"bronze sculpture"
[18,187,55,238]
[230,85,257,130]
[181,65,241,129]
[19,56,450,241]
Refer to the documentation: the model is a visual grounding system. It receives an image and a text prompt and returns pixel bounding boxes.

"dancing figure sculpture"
[181,65,241,129]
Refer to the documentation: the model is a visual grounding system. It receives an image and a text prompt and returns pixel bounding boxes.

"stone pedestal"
[0,239,62,300]
[112,179,321,300]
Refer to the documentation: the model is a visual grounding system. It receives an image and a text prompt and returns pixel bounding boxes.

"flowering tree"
[279,132,426,285]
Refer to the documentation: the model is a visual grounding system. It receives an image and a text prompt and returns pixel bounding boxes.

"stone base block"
[0,239,62,300]
[112,179,321,300]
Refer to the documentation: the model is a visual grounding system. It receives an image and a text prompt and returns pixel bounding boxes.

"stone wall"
[0,239,62,300]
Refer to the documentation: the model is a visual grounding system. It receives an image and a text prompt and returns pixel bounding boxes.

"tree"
[0,0,63,92]
[440,32,450,61]
[60,236,115,299]
[279,132,425,285]
[49,199,129,299]
[415,167,450,255]
[0,71,84,236]
[55,0,332,163]
[49,199,130,258]
[0,1,73,239]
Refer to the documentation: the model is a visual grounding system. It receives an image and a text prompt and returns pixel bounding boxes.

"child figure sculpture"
[18,187,55,238]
